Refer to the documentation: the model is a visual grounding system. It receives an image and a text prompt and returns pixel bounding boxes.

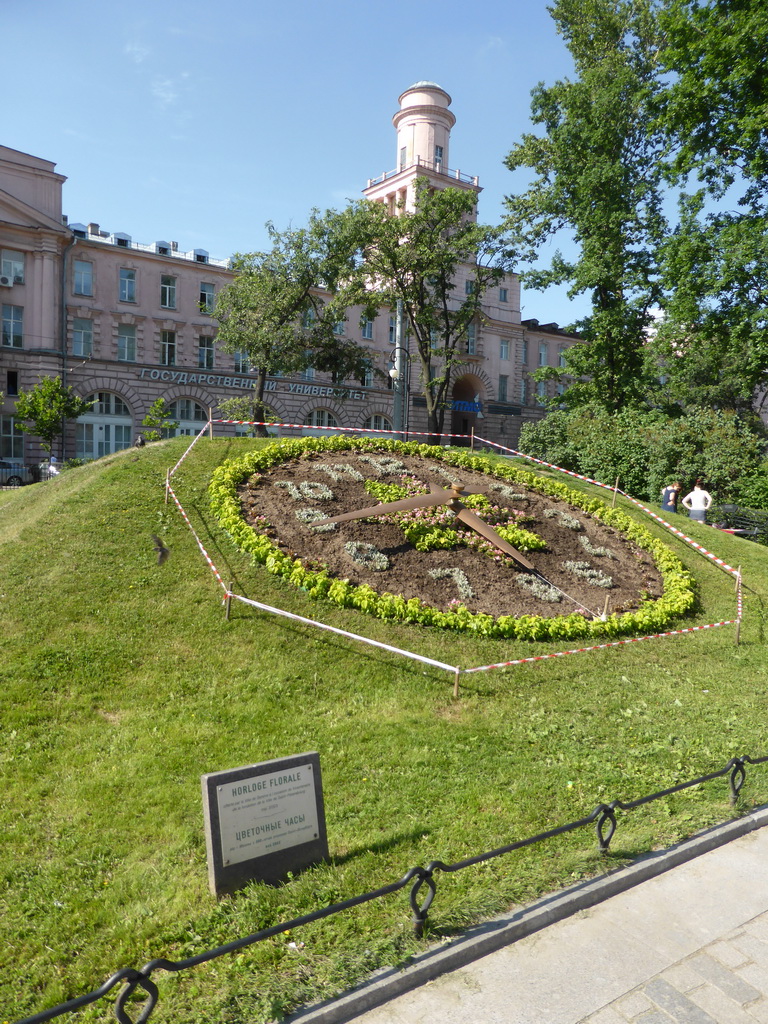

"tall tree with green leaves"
[656,0,768,204]
[214,210,372,435]
[504,0,667,412]
[652,195,768,416]
[353,178,513,439]
[14,376,93,457]
[648,0,768,415]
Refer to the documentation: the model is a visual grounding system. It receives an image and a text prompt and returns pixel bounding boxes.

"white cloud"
[152,77,179,107]
[124,41,151,64]
[477,35,506,58]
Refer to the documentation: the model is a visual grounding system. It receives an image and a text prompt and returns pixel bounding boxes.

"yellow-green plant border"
[209,436,696,641]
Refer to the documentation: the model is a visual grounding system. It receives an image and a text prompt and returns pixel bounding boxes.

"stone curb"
[286,806,768,1024]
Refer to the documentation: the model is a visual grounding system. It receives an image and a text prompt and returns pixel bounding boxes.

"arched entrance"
[450,375,484,446]
[77,391,133,459]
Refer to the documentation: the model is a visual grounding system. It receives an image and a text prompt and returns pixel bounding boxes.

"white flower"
[345,542,389,570]
[429,567,474,601]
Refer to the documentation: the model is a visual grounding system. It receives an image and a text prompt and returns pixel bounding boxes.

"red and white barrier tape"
[211,418,468,439]
[228,593,459,673]
[475,436,741,578]
[166,484,228,593]
[168,421,210,478]
[461,619,739,674]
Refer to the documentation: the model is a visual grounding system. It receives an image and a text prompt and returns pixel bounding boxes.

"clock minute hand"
[452,506,535,572]
[312,489,461,526]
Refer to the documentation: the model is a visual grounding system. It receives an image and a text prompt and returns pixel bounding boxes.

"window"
[465,280,475,295]
[304,409,337,428]
[198,336,214,369]
[498,375,508,402]
[7,371,18,396]
[430,328,440,351]
[72,317,93,357]
[119,268,136,302]
[77,392,132,459]
[361,318,373,340]
[360,364,373,387]
[364,414,392,432]
[301,307,316,329]
[539,342,548,367]
[520,377,527,404]
[199,282,214,314]
[559,344,568,368]
[1,249,24,285]
[434,144,443,169]
[168,399,207,435]
[499,287,508,303]
[389,316,396,344]
[334,321,345,336]
[302,366,315,381]
[160,275,176,309]
[536,380,547,400]
[233,350,249,373]
[117,324,136,362]
[466,323,476,355]
[400,146,407,170]
[161,330,176,366]
[88,392,130,417]
[1,415,24,459]
[73,260,93,296]
[500,338,509,360]
[2,305,23,348]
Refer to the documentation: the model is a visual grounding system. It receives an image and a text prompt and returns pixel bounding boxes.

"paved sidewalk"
[291,809,768,1024]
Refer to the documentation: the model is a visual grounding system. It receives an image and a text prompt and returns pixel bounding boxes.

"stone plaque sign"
[202,752,328,896]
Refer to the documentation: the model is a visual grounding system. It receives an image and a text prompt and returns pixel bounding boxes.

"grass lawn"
[2,436,767,1024]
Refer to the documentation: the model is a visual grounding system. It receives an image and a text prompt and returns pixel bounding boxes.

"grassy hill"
[2,436,768,1024]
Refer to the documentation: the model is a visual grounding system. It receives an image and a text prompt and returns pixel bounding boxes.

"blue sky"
[6,0,586,325]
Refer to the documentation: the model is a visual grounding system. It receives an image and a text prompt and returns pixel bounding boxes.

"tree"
[216,391,278,437]
[140,397,179,442]
[519,403,763,503]
[353,178,513,439]
[647,0,768,414]
[214,210,372,436]
[656,0,768,205]
[503,0,667,412]
[14,376,93,456]
[651,195,768,415]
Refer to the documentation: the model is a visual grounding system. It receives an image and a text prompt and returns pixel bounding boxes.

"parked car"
[0,460,34,487]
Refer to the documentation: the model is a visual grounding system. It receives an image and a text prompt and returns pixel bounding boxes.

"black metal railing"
[15,753,768,1024]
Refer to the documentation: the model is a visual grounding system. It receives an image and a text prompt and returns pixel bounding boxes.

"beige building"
[0,83,577,466]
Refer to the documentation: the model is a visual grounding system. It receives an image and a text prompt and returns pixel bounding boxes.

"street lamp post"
[389,300,410,442]
[389,351,411,442]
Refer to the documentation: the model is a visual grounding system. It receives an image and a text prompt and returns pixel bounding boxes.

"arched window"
[304,409,337,429]
[77,392,133,459]
[168,399,208,436]
[363,414,393,434]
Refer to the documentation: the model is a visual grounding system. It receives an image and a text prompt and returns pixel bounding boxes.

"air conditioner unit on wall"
[0,275,12,287]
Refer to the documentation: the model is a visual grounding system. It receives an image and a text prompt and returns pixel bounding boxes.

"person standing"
[661,481,682,514]
[681,479,713,522]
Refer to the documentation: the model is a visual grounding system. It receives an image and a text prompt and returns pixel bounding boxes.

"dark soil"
[239,451,663,620]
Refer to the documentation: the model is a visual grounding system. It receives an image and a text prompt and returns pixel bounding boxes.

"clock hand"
[312,483,485,526]
[452,506,535,571]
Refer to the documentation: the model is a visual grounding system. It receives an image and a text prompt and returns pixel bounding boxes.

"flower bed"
[210,436,696,641]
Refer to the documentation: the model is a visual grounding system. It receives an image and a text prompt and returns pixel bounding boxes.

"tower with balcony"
[363,82,481,215]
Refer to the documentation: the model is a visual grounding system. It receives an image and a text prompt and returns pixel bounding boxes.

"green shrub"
[519,405,764,504]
